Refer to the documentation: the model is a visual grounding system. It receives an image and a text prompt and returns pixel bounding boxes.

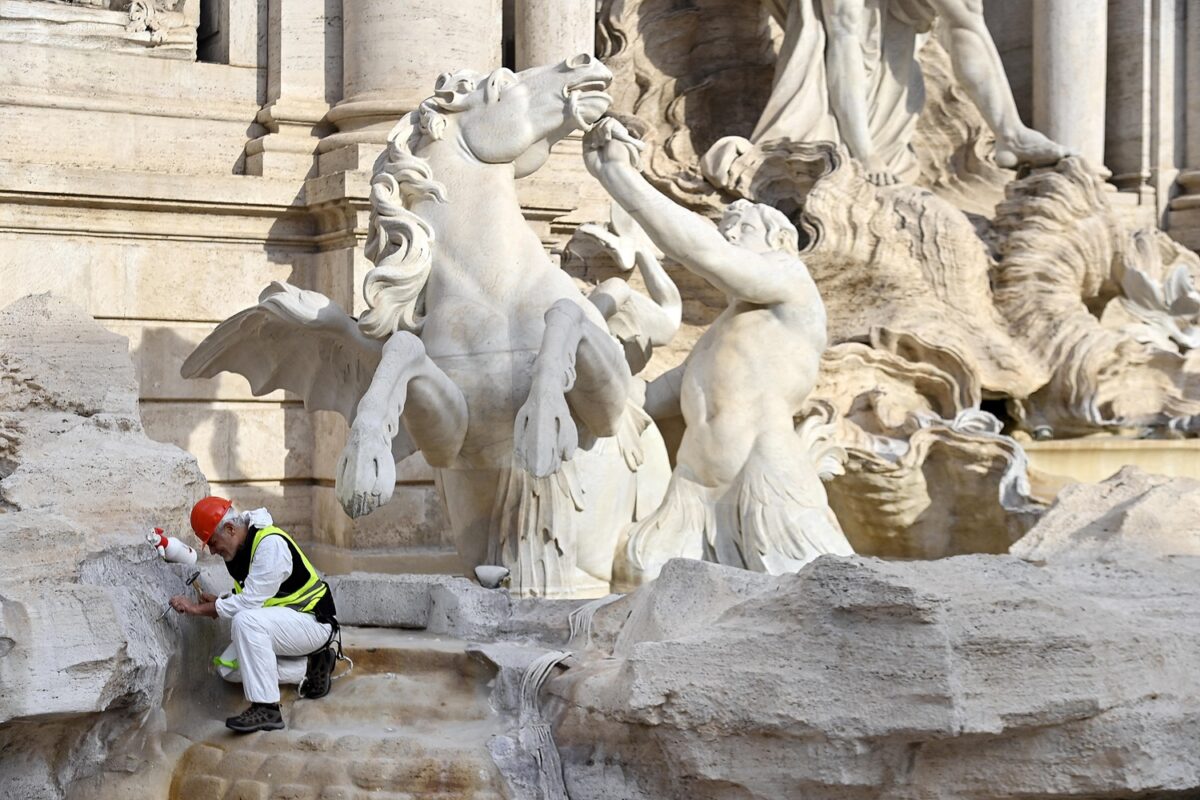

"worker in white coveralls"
[169,496,339,733]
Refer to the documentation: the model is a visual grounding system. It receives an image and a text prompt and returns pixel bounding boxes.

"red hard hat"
[190,496,233,544]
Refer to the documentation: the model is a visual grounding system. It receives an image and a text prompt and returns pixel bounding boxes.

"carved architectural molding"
[0,0,200,59]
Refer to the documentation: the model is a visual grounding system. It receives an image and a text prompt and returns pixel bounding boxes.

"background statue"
[184,56,670,597]
[705,0,1071,187]
[582,118,854,587]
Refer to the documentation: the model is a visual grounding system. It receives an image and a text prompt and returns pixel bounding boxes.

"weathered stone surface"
[1011,465,1200,563]
[0,294,210,799]
[549,555,1200,799]
[327,573,512,640]
[0,294,206,547]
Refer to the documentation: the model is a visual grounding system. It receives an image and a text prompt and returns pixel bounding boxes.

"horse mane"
[358,70,485,338]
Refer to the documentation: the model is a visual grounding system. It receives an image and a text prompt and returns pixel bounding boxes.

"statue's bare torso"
[678,265,827,487]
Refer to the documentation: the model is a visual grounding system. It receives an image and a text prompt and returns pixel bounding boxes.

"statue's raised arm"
[582,118,809,307]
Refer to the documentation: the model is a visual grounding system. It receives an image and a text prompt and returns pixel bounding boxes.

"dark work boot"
[299,647,336,699]
[225,702,284,733]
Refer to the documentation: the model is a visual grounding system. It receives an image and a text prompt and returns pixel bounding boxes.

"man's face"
[719,210,772,254]
[206,522,240,561]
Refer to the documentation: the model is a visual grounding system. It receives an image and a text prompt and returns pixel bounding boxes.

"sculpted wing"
[181,281,384,424]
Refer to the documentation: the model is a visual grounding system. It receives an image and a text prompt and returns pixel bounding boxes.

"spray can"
[146,527,197,565]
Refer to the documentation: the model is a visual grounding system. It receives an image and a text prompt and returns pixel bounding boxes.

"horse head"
[422,53,613,177]
[360,55,612,339]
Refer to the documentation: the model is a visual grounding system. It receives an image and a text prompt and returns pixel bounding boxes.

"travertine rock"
[0,294,209,800]
[549,555,1200,800]
[1011,466,1200,564]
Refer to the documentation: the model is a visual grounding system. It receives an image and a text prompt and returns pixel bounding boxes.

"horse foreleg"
[337,331,468,518]
[515,299,632,478]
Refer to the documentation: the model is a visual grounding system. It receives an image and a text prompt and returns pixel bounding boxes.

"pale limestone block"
[0,236,298,322]
[0,293,210,794]
[310,410,348,483]
[1023,438,1200,486]
[0,0,200,61]
[0,104,253,176]
[0,585,128,721]
[0,43,263,176]
[139,401,313,482]
[0,163,303,208]
[265,0,328,101]
[0,41,255,103]
[0,294,208,534]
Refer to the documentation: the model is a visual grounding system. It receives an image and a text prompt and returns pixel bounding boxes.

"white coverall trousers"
[214,606,332,704]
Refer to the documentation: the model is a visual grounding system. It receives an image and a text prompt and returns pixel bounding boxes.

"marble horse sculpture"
[183,55,669,597]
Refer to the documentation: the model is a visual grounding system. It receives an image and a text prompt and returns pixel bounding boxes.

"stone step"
[170,628,508,799]
[173,724,506,800]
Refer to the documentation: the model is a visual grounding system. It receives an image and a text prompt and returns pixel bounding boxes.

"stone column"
[1103,0,1151,193]
[1185,3,1200,186]
[244,0,339,177]
[320,0,502,154]
[1032,0,1108,170]
[514,0,594,71]
[1166,1,1200,251]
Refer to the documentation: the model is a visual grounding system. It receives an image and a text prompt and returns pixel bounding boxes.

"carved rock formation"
[1011,465,1200,564]
[991,160,1200,437]
[0,294,209,800]
[548,554,1200,799]
[809,342,1043,558]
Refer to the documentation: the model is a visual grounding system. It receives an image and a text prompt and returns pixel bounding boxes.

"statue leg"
[820,0,896,185]
[515,299,633,478]
[337,331,468,518]
[931,0,1072,168]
